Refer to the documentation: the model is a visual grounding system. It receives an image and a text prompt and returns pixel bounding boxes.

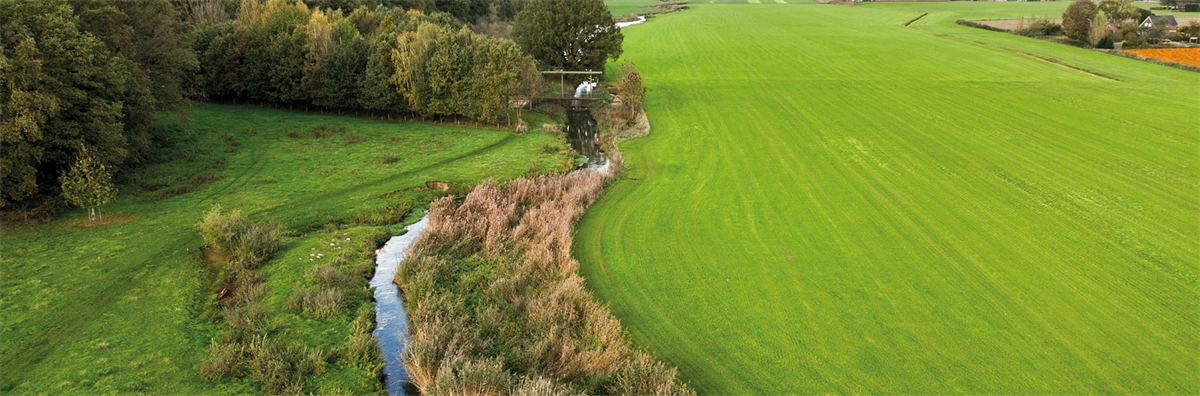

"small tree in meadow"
[60,147,118,222]
[1063,0,1100,40]
[616,60,646,117]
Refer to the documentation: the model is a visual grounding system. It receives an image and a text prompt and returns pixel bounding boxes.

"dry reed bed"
[397,148,693,395]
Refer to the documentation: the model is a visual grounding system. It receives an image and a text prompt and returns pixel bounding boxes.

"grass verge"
[0,102,571,394]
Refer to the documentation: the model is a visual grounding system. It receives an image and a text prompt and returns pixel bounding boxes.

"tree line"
[191,1,542,123]
[0,0,540,213]
[2,0,626,215]
[1,0,196,211]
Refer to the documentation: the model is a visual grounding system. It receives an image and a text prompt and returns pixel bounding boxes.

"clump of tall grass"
[396,157,691,395]
[286,288,345,319]
[199,205,285,272]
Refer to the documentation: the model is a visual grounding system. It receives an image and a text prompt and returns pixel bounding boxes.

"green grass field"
[0,103,569,394]
[606,0,662,16]
[577,1,1199,394]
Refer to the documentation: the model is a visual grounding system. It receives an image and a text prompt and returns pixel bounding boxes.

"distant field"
[578,1,1198,394]
[606,0,661,16]
[0,103,568,394]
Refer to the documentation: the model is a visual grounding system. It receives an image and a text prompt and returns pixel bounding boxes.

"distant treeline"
[0,0,537,211]
[191,0,542,122]
[306,0,528,23]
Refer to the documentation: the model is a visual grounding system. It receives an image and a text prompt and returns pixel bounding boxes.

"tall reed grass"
[397,153,692,395]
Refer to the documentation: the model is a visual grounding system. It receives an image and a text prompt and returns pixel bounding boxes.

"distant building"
[1140,15,1178,31]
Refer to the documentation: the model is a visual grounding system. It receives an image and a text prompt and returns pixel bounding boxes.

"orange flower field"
[1124,48,1200,66]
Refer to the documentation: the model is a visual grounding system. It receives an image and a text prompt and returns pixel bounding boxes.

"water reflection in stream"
[565,109,608,169]
[371,215,429,396]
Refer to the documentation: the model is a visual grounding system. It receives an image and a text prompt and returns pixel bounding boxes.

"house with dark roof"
[1140,15,1178,31]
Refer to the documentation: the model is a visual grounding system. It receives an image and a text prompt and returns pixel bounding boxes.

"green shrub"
[198,205,285,268]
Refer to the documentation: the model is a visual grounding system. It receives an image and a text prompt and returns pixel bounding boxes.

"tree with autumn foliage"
[1063,0,1100,41]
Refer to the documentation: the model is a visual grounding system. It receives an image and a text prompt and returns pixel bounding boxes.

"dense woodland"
[0,0,554,216]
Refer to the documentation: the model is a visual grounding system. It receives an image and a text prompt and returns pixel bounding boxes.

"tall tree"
[511,0,622,71]
[0,38,60,206]
[59,147,118,222]
[1063,0,1100,40]
[0,1,151,207]
[1097,0,1142,28]
[75,1,199,109]
[616,59,645,117]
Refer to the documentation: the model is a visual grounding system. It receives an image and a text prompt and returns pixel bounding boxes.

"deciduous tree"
[59,147,118,222]
[512,0,622,71]
[1098,0,1142,28]
[616,59,645,117]
[1,1,158,208]
[1063,0,1100,40]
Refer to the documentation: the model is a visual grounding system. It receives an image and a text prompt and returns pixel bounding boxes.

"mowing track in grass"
[576,1,1198,394]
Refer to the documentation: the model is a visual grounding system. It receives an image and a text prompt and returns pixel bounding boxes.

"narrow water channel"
[565,109,608,169]
[371,215,429,396]
[371,110,603,394]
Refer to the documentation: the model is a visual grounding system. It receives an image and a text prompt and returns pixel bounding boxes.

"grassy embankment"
[0,102,571,394]
[576,1,1198,394]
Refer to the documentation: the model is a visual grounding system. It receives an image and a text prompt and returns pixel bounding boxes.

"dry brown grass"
[396,155,692,395]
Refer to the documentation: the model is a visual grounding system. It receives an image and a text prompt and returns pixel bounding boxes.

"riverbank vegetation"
[0,103,571,394]
[396,160,693,395]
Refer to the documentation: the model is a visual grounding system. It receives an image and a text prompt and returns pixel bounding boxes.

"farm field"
[0,103,569,394]
[576,1,1199,394]
[606,0,662,16]
[1126,48,1200,66]
[609,0,667,16]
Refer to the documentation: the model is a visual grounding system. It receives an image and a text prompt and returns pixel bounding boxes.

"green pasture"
[578,1,1198,394]
[607,0,661,16]
[0,103,569,394]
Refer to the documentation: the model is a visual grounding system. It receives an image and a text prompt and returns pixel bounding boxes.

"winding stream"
[371,215,429,396]
[565,109,609,169]
[371,109,606,395]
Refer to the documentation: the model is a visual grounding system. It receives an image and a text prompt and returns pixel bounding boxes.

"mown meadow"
[577,1,1198,394]
[0,103,571,394]
[606,0,666,16]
